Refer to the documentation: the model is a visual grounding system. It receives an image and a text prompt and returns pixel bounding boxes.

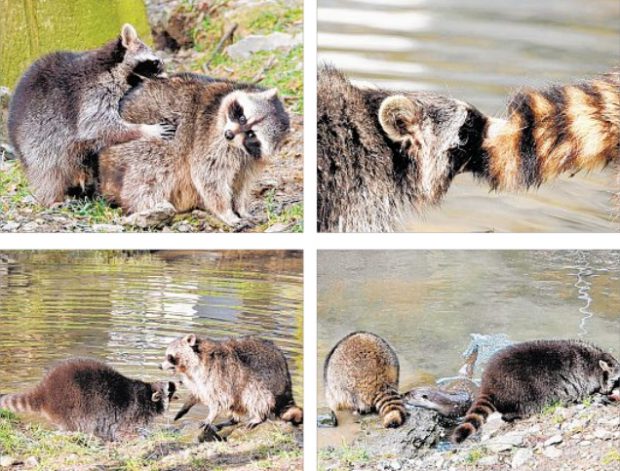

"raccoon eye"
[167,354,177,365]
[246,130,255,138]
[239,115,247,125]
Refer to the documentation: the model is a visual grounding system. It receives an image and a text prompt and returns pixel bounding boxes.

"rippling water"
[0,251,303,425]
[317,250,620,445]
[318,0,620,232]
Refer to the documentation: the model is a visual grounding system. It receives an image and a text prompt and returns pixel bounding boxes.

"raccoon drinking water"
[7,24,172,206]
[0,358,177,441]
[98,73,290,227]
[452,340,620,443]
[317,65,619,232]
[324,331,406,428]
[161,334,302,442]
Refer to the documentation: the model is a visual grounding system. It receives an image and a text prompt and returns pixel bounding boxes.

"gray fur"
[7,24,169,206]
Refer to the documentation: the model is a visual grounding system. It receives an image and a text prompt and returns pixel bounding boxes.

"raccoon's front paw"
[141,123,175,140]
[198,423,225,443]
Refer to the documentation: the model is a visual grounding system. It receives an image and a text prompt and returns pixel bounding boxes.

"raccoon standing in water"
[324,332,406,428]
[452,340,620,443]
[161,334,302,442]
[317,66,619,232]
[98,73,290,226]
[0,358,177,441]
[7,24,172,206]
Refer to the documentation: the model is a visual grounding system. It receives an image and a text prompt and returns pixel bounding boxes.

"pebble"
[226,32,302,59]
[543,447,562,459]
[486,432,524,452]
[20,221,39,232]
[24,456,38,468]
[477,456,499,466]
[511,448,532,468]
[265,222,293,233]
[544,434,563,447]
[175,223,193,233]
[92,224,124,233]
[0,456,17,467]
[1,222,20,231]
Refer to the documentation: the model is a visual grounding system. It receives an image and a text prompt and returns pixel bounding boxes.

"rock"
[477,455,499,466]
[92,224,123,233]
[543,447,562,459]
[511,448,532,468]
[1,222,20,232]
[317,409,337,428]
[544,434,563,447]
[20,221,39,231]
[593,429,610,440]
[226,32,302,59]
[24,456,38,468]
[265,222,293,232]
[122,204,175,228]
[175,222,193,232]
[0,456,17,467]
[486,431,524,452]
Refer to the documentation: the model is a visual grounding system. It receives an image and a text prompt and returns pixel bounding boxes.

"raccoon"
[0,358,177,441]
[7,24,172,206]
[452,340,620,443]
[98,73,290,226]
[317,65,619,232]
[161,334,302,442]
[324,331,406,428]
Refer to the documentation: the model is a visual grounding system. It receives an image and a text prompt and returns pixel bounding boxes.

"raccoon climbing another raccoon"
[161,334,302,442]
[98,73,290,227]
[0,358,177,441]
[318,65,619,232]
[324,331,406,428]
[8,24,172,206]
[452,340,620,443]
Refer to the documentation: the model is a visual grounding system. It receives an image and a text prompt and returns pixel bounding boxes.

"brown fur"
[0,358,177,441]
[162,334,302,442]
[99,73,289,226]
[324,332,406,428]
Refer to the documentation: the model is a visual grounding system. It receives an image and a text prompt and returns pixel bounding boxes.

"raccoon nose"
[225,130,235,141]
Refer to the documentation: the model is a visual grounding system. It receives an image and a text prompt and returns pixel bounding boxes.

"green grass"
[602,449,620,465]
[465,447,486,464]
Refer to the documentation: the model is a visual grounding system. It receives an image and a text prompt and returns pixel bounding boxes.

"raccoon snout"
[225,130,235,141]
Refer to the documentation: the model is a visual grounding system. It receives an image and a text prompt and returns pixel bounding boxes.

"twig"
[252,56,277,84]
[204,23,238,71]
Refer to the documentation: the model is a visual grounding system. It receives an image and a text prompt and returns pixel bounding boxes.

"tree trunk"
[0,0,152,89]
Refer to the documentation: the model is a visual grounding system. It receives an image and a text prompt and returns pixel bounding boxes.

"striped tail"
[0,392,40,414]
[479,71,619,191]
[374,388,406,428]
[451,393,496,443]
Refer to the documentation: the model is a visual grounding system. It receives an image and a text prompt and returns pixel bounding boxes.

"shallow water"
[0,251,303,428]
[317,250,620,446]
[318,0,620,232]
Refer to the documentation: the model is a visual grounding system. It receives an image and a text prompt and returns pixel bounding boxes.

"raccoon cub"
[7,24,172,206]
[0,358,177,441]
[324,331,406,428]
[317,65,619,232]
[161,334,302,442]
[452,340,620,443]
[98,73,290,226]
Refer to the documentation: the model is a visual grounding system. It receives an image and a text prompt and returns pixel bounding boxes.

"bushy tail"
[0,392,40,414]
[279,403,304,426]
[374,388,406,428]
[480,72,619,191]
[452,393,496,443]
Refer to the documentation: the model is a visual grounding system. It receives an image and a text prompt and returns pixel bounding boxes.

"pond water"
[317,250,620,446]
[0,251,303,429]
[318,0,620,232]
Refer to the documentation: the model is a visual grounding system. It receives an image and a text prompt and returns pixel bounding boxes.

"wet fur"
[324,331,406,428]
[162,334,302,441]
[452,340,620,443]
[0,358,176,441]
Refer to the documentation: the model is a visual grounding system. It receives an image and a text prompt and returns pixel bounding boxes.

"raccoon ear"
[121,24,138,48]
[600,359,613,373]
[185,334,197,347]
[379,95,422,143]
[262,88,278,100]
[151,390,162,402]
[168,381,177,395]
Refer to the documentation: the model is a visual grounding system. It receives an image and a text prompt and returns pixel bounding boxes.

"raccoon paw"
[198,423,225,443]
[158,122,177,140]
[141,123,175,140]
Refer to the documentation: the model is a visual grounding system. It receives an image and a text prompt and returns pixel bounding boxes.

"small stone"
[593,429,610,440]
[486,432,524,452]
[477,456,498,466]
[265,222,293,233]
[511,448,532,468]
[544,434,563,447]
[20,221,39,232]
[92,224,123,233]
[225,32,302,59]
[0,456,17,467]
[543,447,562,459]
[1,222,20,232]
[24,456,38,468]
[175,223,192,233]
[579,440,591,447]
[122,203,175,228]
